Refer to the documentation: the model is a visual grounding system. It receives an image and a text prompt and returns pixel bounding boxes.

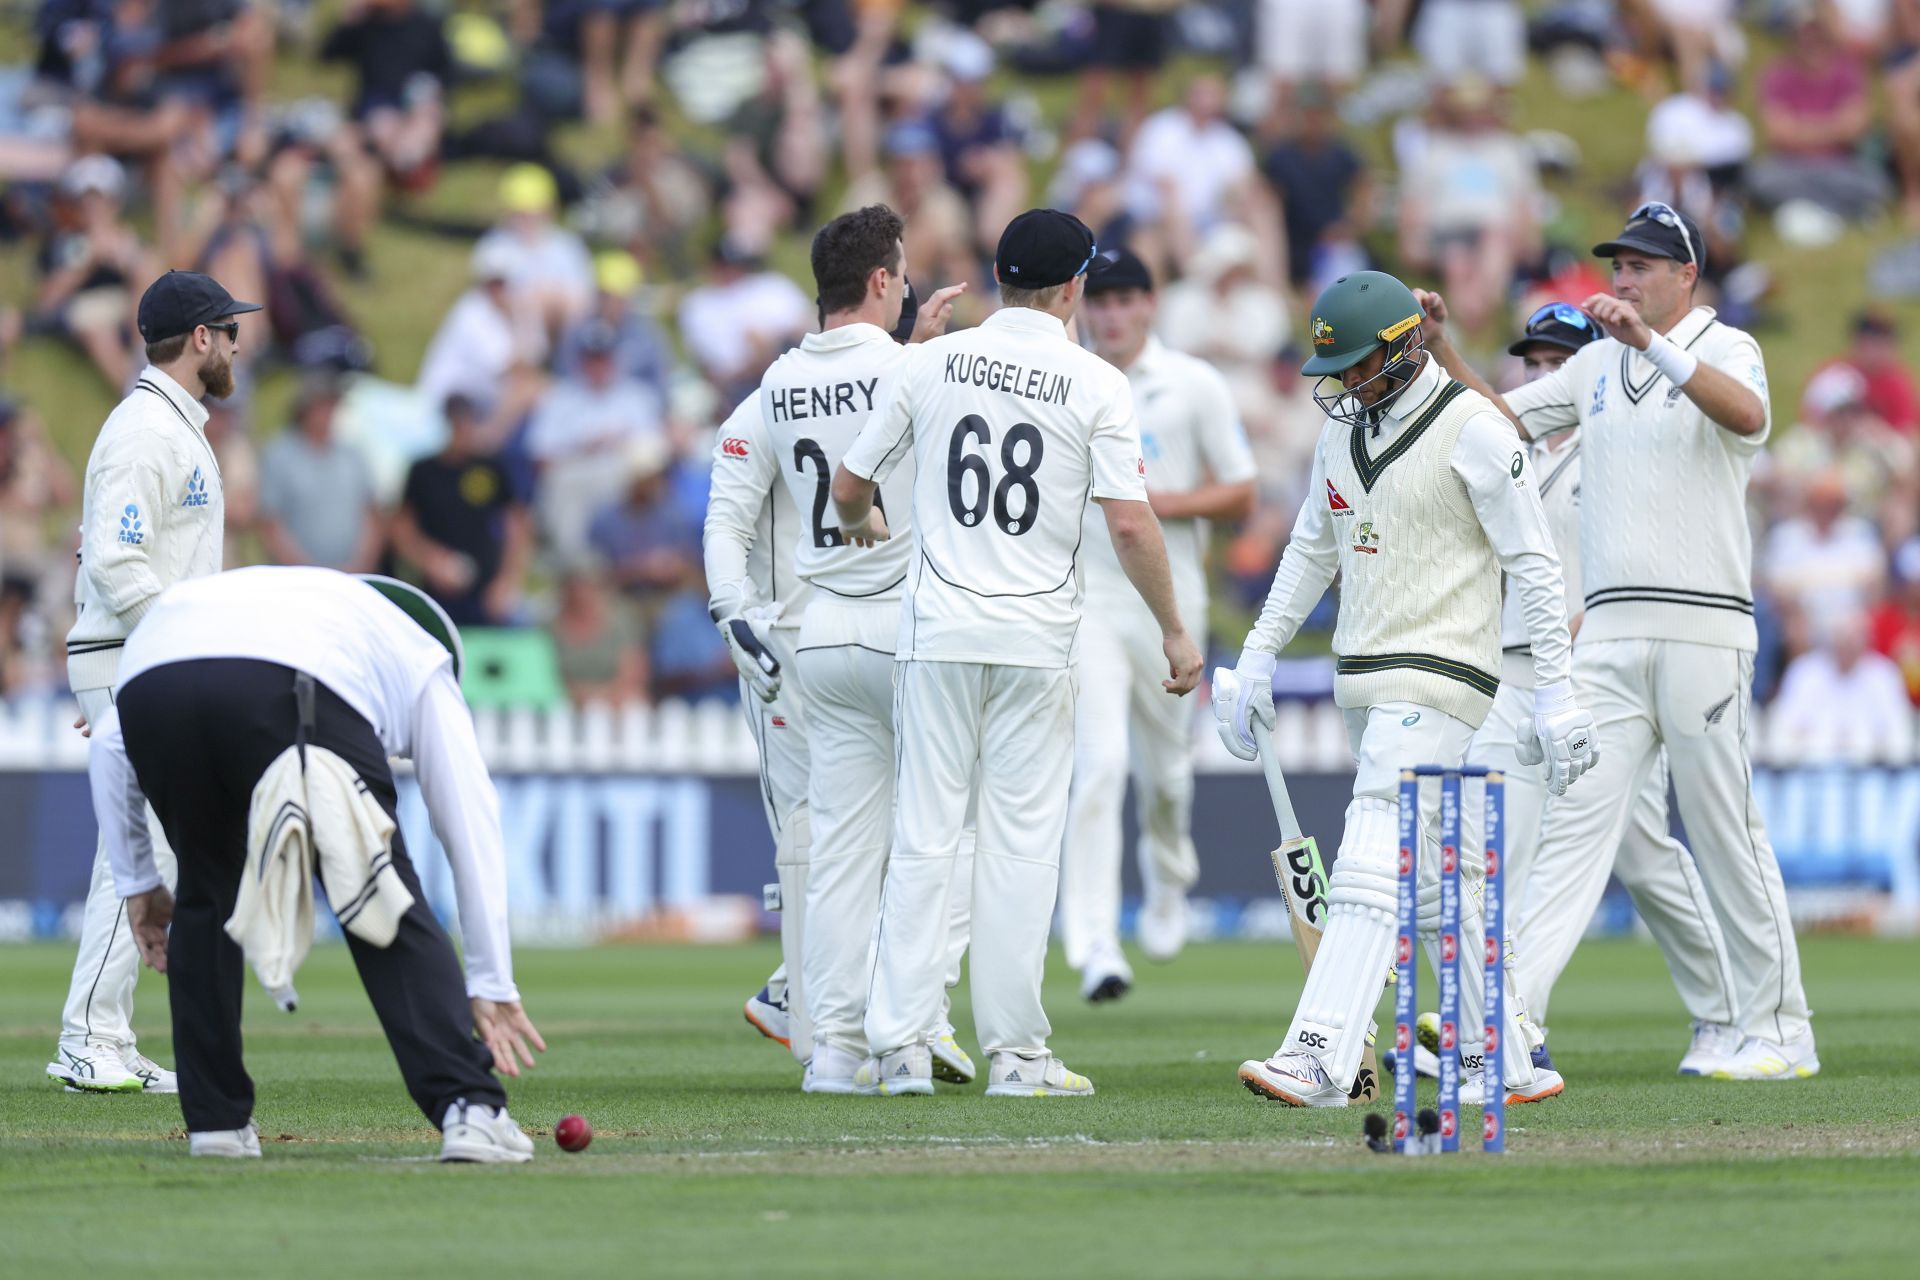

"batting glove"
[1210,648,1277,762]
[714,603,782,703]
[1517,679,1598,796]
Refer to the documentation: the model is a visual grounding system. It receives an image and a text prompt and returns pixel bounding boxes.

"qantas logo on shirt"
[721,437,750,459]
[1327,479,1353,515]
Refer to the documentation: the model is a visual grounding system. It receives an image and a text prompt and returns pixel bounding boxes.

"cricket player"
[1060,248,1256,1002]
[833,209,1203,1096]
[48,270,258,1095]
[704,222,972,1081]
[87,568,542,1161]
[750,206,976,1092]
[1216,269,1591,1108]
[1441,299,1740,1074]
[1428,204,1817,1079]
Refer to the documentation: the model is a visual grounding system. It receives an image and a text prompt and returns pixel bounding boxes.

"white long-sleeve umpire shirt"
[87,566,521,1002]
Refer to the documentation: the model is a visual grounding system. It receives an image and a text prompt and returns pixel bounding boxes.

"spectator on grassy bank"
[32,153,152,391]
[1748,10,1890,219]
[320,0,451,191]
[551,564,646,704]
[675,236,810,411]
[553,251,671,399]
[416,238,548,447]
[1769,609,1915,763]
[1828,308,1920,434]
[258,373,383,573]
[1261,80,1371,294]
[528,318,666,563]
[391,393,534,627]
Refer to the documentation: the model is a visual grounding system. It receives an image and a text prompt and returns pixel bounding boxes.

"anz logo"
[118,503,143,545]
[182,466,209,508]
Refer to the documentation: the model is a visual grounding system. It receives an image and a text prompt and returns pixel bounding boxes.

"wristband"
[1533,679,1576,717]
[1642,332,1698,387]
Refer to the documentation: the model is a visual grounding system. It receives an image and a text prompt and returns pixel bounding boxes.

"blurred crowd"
[3,0,1920,761]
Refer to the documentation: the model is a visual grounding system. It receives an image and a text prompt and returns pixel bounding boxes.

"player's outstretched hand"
[1162,630,1203,695]
[841,505,891,547]
[718,607,782,702]
[1413,287,1450,342]
[471,997,547,1078]
[911,283,967,343]
[127,886,173,972]
[1580,292,1652,350]
[1210,648,1277,759]
[1521,680,1599,795]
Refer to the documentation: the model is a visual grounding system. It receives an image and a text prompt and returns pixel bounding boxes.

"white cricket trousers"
[1059,601,1200,969]
[1471,660,1736,1030]
[743,626,811,1059]
[1516,639,1810,1043]
[60,686,178,1051]
[798,599,972,1057]
[867,659,1075,1059]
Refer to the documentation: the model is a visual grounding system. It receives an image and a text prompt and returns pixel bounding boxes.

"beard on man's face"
[200,345,236,400]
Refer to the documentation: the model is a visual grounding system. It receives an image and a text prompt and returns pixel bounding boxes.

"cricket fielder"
[1444,299,1740,1073]
[1060,248,1256,1001]
[833,209,1203,1096]
[1430,204,1816,1079]
[754,206,975,1092]
[49,270,259,1094]
[1217,270,1592,1108]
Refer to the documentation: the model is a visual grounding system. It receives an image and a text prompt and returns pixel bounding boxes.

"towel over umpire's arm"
[87,567,545,1161]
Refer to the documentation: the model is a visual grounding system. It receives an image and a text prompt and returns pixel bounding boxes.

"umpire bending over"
[88,567,545,1161]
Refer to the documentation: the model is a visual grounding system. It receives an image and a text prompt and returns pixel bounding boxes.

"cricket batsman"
[1215,269,1591,1107]
[1428,203,1817,1079]
[1060,248,1256,1001]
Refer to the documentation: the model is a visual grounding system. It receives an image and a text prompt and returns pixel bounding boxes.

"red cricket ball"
[555,1114,593,1152]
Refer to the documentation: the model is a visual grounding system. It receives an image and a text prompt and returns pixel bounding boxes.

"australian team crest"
[1352,520,1380,554]
[1312,316,1335,347]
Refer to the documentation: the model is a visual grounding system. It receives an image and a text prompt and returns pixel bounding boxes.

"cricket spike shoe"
[856,1044,935,1096]
[46,1039,146,1093]
[803,1042,870,1094]
[189,1123,262,1158]
[929,1025,976,1084]
[123,1048,178,1093]
[1678,1020,1744,1076]
[743,985,791,1048]
[439,1099,535,1163]
[1136,886,1190,963]
[984,1052,1095,1097]
[1079,941,1134,1004]
[1458,1066,1565,1106]
[1238,1051,1349,1107]
[1711,1031,1820,1080]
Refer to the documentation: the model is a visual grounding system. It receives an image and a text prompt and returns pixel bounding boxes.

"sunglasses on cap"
[1521,302,1596,336]
[1629,200,1697,269]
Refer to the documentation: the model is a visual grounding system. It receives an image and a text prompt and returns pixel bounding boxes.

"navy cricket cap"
[995,209,1104,290]
[1592,202,1705,271]
[1083,246,1154,296]
[137,270,261,342]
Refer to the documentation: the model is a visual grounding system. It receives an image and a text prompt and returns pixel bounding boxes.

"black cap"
[995,209,1102,290]
[137,270,262,343]
[1592,204,1705,271]
[577,319,620,356]
[1507,302,1601,358]
[1083,246,1154,296]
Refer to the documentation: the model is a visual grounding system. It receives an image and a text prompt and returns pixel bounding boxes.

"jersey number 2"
[795,438,881,549]
[947,415,1043,536]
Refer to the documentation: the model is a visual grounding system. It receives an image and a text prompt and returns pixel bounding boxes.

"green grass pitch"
[2,936,1917,1276]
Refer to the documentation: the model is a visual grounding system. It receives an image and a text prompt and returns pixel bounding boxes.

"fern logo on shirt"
[1589,373,1608,418]
[182,466,209,508]
[118,503,143,545]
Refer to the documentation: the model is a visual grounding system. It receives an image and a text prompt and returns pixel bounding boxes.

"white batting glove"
[1210,648,1277,762]
[1516,679,1598,796]
[713,601,782,703]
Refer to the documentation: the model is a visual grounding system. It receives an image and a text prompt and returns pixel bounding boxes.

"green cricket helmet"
[1302,270,1428,425]
[358,574,464,680]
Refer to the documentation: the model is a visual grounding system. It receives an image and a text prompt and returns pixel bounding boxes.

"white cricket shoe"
[189,1123,262,1158]
[46,1039,145,1093]
[929,1025,976,1084]
[1677,1020,1745,1076]
[1712,1031,1820,1081]
[743,985,791,1048]
[855,1044,934,1096]
[1079,942,1134,1004]
[1238,1051,1348,1107]
[1137,887,1189,962]
[122,1048,178,1094]
[984,1052,1094,1097]
[1459,1066,1565,1106]
[803,1043,869,1095]
[439,1099,534,1163]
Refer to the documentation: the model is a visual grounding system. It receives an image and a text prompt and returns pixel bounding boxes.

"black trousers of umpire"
[116,658,504,1133]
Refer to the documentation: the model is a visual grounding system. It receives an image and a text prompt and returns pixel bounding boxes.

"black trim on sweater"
[1335,651,1500,698]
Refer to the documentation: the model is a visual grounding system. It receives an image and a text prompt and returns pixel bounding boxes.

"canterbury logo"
[1704,693,1735,727]
[721,437,750,458]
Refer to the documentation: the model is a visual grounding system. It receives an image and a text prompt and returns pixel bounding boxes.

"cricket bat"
[1241,681,1381,1103]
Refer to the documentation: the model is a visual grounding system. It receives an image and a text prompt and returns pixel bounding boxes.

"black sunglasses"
[1629,200,1697,268]
[204,321,240,342]
[1523,302,1596,335]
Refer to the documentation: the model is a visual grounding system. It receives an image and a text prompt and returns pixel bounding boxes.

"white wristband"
[1642,332,1698,387]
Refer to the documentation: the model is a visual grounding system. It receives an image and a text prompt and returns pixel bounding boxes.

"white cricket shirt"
[842,306,1147,668]
[96,566,520,1001]
[1499,431,1583,663]
[1503,305,1769,651]
[1078,338,1256,627]
[704,392,811,631]
[760,323,915,600]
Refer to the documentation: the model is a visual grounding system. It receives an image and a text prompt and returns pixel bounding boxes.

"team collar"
[134,364,211,433]
[1122,336,1167,378]
[1654,305,1718,351]
[801,322,894,352]
[984,307,1068,340]
[1382,353,1444,426]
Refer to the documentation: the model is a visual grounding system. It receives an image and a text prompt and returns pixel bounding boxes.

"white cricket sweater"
[1248,358,1573,727]
[67,367,226,692]
[1503,306,1769,652]
[1498,432,1582,690]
